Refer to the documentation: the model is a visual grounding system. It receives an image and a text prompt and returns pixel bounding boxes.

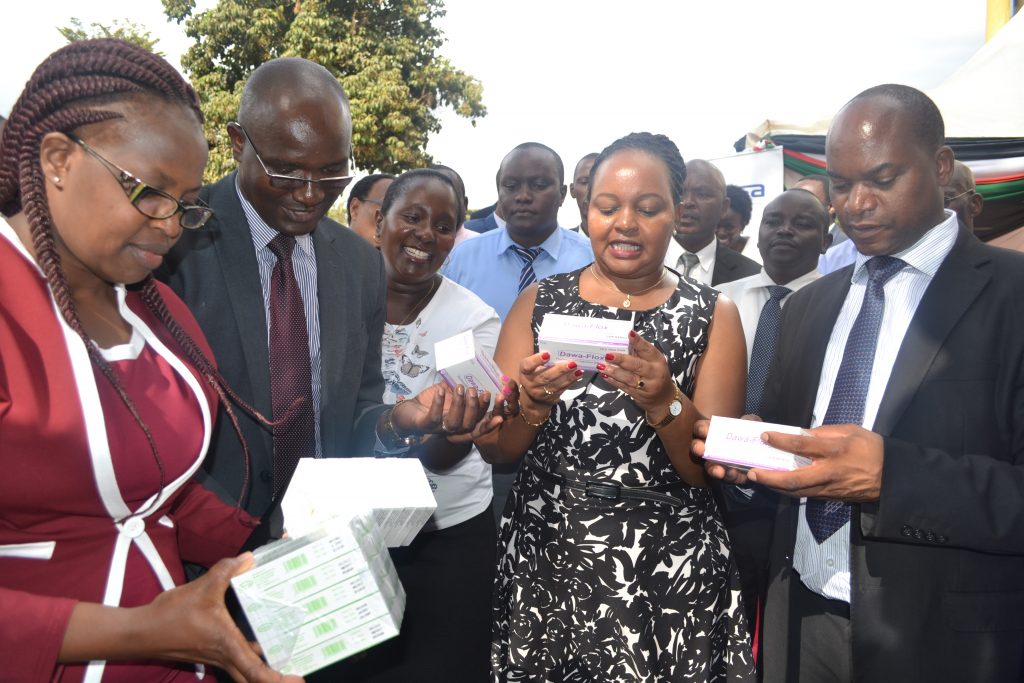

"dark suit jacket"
[157,173,388,519]
[711,242,761,287]
[759,230,1024,682]
[464,213,499,234]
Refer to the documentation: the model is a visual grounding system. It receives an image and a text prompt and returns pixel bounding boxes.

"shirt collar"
[496,225,564,259]
[234,174,314,256]
[691,237,718,272]
[850,209,958,282]
[752,266,821,290]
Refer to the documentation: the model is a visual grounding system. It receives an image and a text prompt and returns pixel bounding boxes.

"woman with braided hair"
[0,40,300,682]
[481,132,754,681]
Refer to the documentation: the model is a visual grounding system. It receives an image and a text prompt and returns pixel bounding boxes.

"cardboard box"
[281,458,437,547]
[434,329,504,407]
[231,512,405,676]
[702,415,812,471]
[537,313,632,371]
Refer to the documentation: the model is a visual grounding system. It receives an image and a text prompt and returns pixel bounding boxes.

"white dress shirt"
[794,209,960,602]
[718,267,822,364]
[664,237,717,286]
[236,179,324,458]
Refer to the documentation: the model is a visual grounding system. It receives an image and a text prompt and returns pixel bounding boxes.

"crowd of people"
[1,38,1022,683]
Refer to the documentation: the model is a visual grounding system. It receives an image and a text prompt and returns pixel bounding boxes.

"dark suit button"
[260,469,272,483]
[913,529,924,540]
[936,535,948,544]
[900,525,913,537]
[925,532,936,542]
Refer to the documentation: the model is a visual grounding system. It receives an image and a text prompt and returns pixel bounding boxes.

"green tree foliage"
[59,18,164,56]
[163,0,486,181]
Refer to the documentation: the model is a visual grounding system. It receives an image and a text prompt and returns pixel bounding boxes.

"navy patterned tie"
[744,285,792,415]
[511,245,542,293]
[806,256,906,543]
[267,233,316,499]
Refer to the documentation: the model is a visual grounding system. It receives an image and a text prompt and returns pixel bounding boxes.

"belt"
[524,456,685,508]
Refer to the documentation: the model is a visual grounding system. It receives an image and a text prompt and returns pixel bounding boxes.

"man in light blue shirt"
[443,142,593,320]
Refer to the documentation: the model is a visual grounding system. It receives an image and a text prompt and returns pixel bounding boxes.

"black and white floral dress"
[492,269,754,683]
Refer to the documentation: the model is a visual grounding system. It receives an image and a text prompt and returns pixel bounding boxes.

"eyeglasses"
[68,134,213,230]
[232,123,354,192]
[943,188,975,207]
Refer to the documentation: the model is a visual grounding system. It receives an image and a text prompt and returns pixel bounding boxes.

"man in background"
[666,158,760,286]
[568,152,598,235]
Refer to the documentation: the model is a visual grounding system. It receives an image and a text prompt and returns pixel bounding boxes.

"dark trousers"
[312,507,497,683]
[491,462,520,524]
[787,577,852,683]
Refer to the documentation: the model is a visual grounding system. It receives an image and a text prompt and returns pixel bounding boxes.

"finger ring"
[441,421,452,433]
[543,384,553,396]
[636,377,645,390]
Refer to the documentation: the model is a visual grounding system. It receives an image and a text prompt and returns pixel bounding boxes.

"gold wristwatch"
[646,384,684,429]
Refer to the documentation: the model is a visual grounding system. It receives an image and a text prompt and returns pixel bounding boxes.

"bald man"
[160,58,389,520]
[701,84,1024,682]
[944,160,984,233]
[666,158,760,286]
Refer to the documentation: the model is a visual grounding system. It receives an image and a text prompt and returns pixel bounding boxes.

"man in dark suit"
[698,84,1024,682]
[665,158,760,287]
[160,58,460,522]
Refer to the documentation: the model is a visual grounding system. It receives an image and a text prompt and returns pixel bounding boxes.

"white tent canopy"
[745,11,1024,143]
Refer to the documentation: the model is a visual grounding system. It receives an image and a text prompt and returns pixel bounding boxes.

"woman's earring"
[53,177,61,183]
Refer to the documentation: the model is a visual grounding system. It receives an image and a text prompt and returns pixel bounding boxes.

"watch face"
[669,400,683,417]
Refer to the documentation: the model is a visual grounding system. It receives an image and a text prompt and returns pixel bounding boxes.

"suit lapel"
[313,221,348,450]
[209,174,273,414]
[873,235,991,435]
[790,272,852,425]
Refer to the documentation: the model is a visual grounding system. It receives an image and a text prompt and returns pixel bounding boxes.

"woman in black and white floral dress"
[477,133,755,682]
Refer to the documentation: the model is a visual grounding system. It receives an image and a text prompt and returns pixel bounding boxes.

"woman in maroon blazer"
[0,40,298,682]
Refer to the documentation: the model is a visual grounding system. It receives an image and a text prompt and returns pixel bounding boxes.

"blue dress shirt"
[442,227,593,320]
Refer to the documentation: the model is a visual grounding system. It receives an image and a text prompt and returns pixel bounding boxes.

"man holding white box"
[697,85,1024,683]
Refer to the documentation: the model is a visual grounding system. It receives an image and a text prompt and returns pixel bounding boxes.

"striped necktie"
[744,285,792,415]
[679,251,700,278]
[806,255,906,543]
[511,245,542,293]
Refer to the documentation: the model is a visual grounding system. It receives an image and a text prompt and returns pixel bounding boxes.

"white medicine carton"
[231,511,405,676]
[537,313,633,371]
[281,458,437,547]
[434,329,504,407]
[702,415,812,471]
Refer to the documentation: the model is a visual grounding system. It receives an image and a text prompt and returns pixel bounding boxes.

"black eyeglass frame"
[230,122,354,193]
[67,133,213,230]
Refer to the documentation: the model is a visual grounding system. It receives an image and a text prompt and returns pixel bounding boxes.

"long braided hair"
[0,39,257,516]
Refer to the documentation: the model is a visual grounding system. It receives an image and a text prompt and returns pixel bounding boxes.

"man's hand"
[693,415,761,486]
[748,424,885,503]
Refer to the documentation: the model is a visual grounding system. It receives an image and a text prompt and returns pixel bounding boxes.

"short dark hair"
[429,163,467,227]
[845,83,945,154]
[346,173,396,221]
[588,132,687,203]
[379,168,459,219]
[725,185,753,226]
[574,152,599,176]
[498,142,565,185]
[796,174,831,206]
[787,188,832,236]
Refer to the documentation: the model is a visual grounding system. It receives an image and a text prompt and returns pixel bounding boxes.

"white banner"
[709,146,786,264]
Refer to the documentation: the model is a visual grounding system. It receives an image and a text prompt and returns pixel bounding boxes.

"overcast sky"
[4,1,988,225]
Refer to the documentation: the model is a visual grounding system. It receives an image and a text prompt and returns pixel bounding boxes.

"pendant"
[622,297,632,308]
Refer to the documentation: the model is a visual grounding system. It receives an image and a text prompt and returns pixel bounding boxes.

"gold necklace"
[589,264,667,308]
[396,276,440,326]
